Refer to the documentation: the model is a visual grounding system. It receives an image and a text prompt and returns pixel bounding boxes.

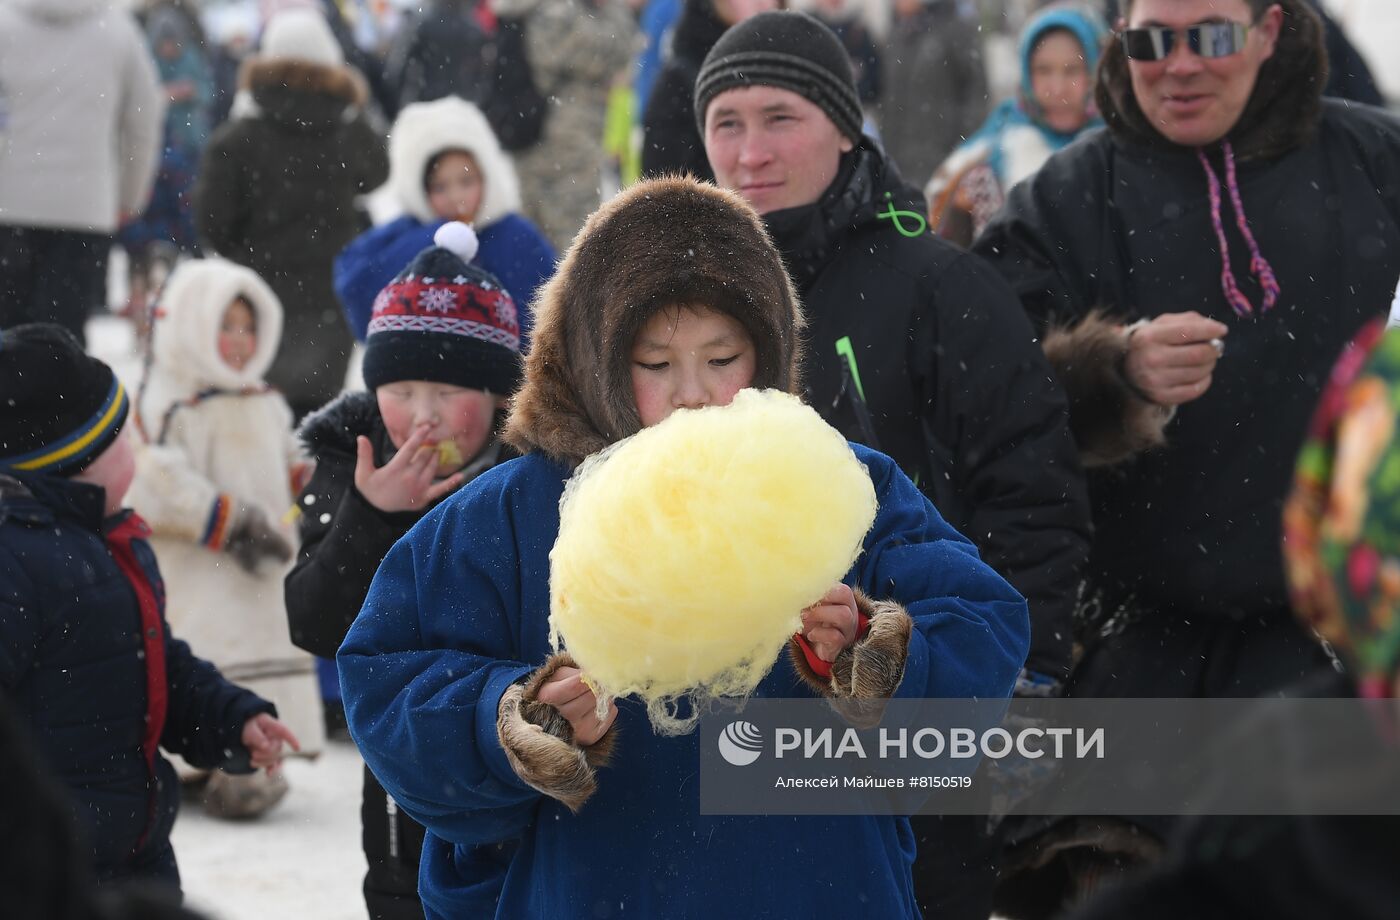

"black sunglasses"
[1120,21,1250,61]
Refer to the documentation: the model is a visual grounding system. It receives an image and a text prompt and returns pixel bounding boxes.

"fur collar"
[1095,0,1326,161]
[504,177,804,469]
[239,56,366,111]
[298,390,382,458]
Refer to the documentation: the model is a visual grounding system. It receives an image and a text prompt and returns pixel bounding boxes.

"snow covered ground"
[171,741,368,920]
[84,314,366,919]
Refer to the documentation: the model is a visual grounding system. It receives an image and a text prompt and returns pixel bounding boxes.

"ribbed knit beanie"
[0,324,129,477]
[694,11,863,142]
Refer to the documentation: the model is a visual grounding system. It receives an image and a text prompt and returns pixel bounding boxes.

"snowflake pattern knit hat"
[693,10,864,142]
[362,222,523,395]
[0,324,130,476]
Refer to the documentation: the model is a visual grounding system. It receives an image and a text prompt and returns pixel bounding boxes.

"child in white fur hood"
[126,257,326,819]
[333,95,555,346]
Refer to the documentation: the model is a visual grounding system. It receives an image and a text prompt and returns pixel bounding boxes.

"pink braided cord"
[1195,142,1281,317]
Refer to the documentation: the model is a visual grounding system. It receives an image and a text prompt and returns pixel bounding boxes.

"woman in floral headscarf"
[1284,280,1400,700]
[924,3,1107,248]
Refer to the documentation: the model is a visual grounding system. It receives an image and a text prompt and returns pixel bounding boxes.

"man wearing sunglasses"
[1120,2,1282,148]
[975,0,1400,912]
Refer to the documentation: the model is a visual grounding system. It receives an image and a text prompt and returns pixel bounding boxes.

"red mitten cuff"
[792,609,871,680]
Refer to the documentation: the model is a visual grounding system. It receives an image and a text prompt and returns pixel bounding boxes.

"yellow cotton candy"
[434,440,465,469]
[549,388,878,734]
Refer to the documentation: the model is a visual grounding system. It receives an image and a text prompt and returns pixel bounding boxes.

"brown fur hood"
[504,176,804,468]
[238,56,367,113]
[1095,0,1327,161]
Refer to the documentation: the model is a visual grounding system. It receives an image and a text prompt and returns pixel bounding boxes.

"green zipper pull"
[834,336,867,402]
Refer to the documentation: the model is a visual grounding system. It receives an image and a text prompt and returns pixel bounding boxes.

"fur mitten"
[497,652,616,813]
[789,589,913,727]
[224,504,293,573]
[1042,310,1175,467]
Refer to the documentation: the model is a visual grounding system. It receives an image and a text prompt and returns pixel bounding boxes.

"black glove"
[225,504,293,574]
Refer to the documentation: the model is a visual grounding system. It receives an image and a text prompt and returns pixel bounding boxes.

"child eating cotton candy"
[338,176,1030,919]
[286,221,522,918]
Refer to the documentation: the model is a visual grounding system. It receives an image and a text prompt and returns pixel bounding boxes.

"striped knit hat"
[362,222,523,395]
[0,324,129,477]
[694,11,864,143]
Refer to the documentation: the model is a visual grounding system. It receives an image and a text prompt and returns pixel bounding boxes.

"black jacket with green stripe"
[765,142,1090,682]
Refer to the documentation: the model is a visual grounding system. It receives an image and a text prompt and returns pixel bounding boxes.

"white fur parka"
[126,258,324,762]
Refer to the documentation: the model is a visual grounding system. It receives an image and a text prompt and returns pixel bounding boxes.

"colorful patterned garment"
[925,3,1107,247]
[1284,317,1400,698]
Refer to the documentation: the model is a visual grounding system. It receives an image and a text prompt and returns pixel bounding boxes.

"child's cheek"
[442,397,493,468]
[630,368,664,428]
[376,397,413,450]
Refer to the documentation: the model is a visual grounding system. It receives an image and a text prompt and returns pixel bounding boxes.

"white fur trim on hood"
[388,96,521,228]
[260,7,343,66]
[149,258,285,399]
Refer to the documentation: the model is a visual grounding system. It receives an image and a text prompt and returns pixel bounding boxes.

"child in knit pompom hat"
[0,323,298,889]
[124,257,325,819]
[286,222,523,917]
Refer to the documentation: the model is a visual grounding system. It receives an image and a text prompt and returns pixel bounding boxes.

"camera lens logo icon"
[718,721,764,766]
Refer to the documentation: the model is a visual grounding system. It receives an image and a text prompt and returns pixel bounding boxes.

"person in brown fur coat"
[337,175,1030,919]
[194,8,388,419]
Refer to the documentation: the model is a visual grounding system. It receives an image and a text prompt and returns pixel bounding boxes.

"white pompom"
[433,221,479,263]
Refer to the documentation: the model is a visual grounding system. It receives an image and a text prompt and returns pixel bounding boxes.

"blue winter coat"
[334,213,555,345]
[339,444,1029,919]
[0,473,273,883]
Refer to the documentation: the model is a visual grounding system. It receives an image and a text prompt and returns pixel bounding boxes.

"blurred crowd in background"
[1,0,1392,369]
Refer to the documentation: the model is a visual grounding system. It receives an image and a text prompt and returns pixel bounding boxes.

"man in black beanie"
[697,11,1092,920]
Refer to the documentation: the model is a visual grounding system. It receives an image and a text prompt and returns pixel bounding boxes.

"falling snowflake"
[419,288,457,313]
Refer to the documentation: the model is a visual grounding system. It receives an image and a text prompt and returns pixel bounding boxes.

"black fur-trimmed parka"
[975,0,1400,647]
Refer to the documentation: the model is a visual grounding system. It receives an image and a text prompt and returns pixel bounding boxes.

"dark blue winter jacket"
[334,213,555,345]
[340,444,1029,919]
[0,473,273,884]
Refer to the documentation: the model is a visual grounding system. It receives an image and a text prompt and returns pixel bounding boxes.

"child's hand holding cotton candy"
[800,583,862,662]
[534,664,618,746]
